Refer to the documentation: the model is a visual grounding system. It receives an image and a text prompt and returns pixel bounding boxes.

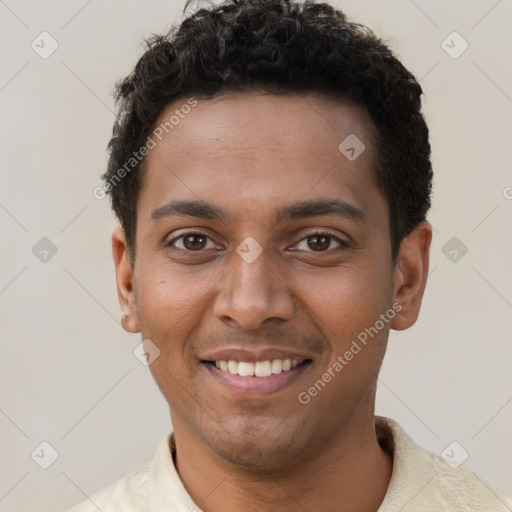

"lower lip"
[202,361,312,395]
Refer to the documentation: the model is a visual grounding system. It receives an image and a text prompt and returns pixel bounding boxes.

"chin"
[206,422,305,470]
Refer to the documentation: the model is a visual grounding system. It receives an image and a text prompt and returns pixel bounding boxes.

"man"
[68,0,511,510]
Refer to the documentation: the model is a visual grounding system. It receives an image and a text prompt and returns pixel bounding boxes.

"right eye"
[166,231,219,252]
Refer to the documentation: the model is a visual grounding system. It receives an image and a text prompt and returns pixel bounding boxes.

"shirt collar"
[143,416,448,511]
[145,431,203,511]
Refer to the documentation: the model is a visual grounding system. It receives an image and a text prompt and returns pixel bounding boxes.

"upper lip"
[200,347,313,363]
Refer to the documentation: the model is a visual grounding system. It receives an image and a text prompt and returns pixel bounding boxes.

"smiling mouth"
[203,358,312,377]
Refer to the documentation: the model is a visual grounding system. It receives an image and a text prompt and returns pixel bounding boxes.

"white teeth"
[238,362,254,376]
[271,359,282,374]
[228,360,239,374]
[214,359,302,377]
[254,361,272,377]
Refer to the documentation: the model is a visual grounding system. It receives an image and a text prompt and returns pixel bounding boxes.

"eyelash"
[294,231,350,252]
[166,230,349,253]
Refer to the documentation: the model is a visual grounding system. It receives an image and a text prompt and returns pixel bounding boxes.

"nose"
[213,248,295,331]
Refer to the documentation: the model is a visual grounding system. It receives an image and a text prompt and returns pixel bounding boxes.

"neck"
[172,414,393,512]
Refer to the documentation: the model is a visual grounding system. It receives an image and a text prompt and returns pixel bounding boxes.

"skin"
[112,92,432,512]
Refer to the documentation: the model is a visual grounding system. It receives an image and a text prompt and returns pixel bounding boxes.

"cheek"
[137,271,205,408]
[134,262,226,382]
[300,264,393,394]
[303,263,391,339]
[296,271,391,413]
[134,267,199,365]
[135,260,210,327]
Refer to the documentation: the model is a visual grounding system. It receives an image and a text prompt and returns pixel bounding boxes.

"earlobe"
[112,227,140,333]
[390,222,432,331]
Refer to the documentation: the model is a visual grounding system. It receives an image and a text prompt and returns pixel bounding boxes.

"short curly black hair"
[103,0,432,262]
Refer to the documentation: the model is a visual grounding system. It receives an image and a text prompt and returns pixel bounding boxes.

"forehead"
[149,91,376,159]
[138,92,382,225]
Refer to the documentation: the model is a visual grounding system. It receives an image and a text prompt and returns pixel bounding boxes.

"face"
[113,92,431,469]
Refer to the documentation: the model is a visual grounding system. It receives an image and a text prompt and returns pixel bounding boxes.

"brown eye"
[294,231,348,253]
[183,233,207,251]
[307,234,331,251]
[166,231,217,252]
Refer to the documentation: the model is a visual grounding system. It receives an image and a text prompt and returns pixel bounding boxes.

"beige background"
[1,0,511,510]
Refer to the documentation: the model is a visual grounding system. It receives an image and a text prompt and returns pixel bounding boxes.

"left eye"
[295,232,348,252]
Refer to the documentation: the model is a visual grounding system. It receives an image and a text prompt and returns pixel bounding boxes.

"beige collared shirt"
[66,416,512,511]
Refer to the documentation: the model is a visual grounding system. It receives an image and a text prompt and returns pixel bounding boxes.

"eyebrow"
[150,198,367,224]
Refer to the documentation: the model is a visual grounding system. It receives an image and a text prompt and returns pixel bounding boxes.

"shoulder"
[376,416,512,512]
[64,432,198,512]
[65,462,152,512]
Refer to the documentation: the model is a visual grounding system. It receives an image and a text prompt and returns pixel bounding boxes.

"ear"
[112,227,140,333]
[390,221,432,331]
